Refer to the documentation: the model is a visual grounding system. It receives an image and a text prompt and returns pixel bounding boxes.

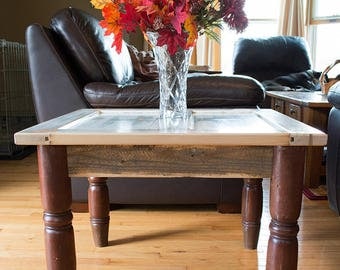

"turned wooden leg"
[304,146,323,188]
[242,178,263,249]
[217,202,241,214]
[266,146,305,270]
[88,177,110,247]
[37,146,76,270]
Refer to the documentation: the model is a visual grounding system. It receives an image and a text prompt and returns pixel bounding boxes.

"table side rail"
[67,145,273,178]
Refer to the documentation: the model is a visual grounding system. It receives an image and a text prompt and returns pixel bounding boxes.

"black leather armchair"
[232,36,320,107]
[25,7,265,212]
[327,81,340,215]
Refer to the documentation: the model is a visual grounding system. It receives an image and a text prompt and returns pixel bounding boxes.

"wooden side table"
[266,91,331,188]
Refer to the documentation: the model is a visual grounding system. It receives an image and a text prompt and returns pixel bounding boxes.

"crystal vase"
[146,32,193,127]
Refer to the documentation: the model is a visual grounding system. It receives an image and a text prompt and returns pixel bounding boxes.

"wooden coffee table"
[14,108,327,270]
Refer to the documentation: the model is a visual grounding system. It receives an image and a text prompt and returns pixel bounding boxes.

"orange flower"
[99,2,123,52]
[184,15,198,47]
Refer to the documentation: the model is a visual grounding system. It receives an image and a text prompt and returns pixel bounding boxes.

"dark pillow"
[50,7,133,85]
[262,70,321,91]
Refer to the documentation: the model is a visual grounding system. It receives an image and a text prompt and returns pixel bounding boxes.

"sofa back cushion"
[232,36,312,82]
[50,7,133,85]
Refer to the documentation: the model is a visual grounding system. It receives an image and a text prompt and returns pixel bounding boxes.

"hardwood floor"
[1,153,340,269]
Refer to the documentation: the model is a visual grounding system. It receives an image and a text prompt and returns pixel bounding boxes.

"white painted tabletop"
[14,108,327,146]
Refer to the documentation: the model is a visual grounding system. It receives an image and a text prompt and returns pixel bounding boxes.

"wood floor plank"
[1,153,340,269]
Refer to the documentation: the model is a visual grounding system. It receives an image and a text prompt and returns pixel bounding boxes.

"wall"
[0,0,143,47]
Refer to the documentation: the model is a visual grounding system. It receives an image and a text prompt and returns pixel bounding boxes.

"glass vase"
[146,32,193,128]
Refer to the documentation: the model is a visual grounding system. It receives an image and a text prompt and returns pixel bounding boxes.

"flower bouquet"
[91,0,248,124]
[91,0,248,54]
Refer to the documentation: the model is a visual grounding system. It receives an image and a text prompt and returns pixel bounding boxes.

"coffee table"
[14,108,327,270]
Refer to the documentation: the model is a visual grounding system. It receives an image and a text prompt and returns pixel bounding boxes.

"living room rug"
[303,185,328,200]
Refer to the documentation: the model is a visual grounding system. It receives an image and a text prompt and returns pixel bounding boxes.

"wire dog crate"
[0,39,36,159]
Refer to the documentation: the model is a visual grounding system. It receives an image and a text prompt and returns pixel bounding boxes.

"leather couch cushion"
[83,75,265,108]
[233,36,312,82]
[50,7,133,85]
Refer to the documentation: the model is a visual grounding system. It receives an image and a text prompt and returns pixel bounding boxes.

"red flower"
[120,2,140,32]
[157,29,188,55]
[222,0,248,33]
[170,0,188,34]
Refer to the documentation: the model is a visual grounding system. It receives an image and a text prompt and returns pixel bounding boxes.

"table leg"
[37,145,76,270]
[266,146,305,270]
[304,146,323,188]
[242,178,263,249]
[88,177,110,247]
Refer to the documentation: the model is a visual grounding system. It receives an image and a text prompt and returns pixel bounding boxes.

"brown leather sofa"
[25,7,265,213]
[327,81,340,215]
